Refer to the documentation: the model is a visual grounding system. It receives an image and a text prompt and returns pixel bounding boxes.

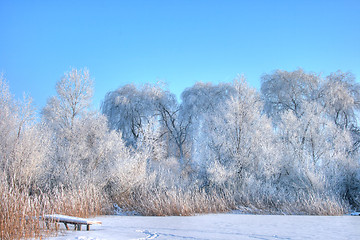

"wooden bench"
[43,214,102,231]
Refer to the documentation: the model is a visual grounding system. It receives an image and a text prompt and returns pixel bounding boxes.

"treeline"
[1,68,360,238]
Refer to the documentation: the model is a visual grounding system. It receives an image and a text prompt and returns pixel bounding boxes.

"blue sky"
[0,0,359,109]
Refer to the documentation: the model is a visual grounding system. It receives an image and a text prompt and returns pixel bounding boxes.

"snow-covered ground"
[49,214,360,240]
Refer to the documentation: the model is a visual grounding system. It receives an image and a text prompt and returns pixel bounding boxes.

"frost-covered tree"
[276,99,359,205]
[0,76,48,191]
[42,68,114,189]
[204,76,279,189]
[43,68,93,132]
[42,70,162,197]
[261,68,360,130]
[261,68,322,121]
[261,69,360,207]
[102,83,191,171]
[320,71,360,128]
[0,76,17,169]
[101,84,154,147]
[180,82,236,168]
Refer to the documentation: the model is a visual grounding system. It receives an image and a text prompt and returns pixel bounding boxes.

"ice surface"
[49,214,360,240]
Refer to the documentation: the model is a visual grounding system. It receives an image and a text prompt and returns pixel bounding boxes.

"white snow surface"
[49,214,360,240]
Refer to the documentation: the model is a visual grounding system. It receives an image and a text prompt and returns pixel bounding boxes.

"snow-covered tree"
[42,68,114,189]
[320,71,360,128]
[261,69,360,206]
[180,82,236,169]
[276,99,360,205]
[261,68,322,121]
[101,84,154,147]
[43,68,93,132]
[204,76,279,189]
[102,83,191,171]
[0,76,48,191]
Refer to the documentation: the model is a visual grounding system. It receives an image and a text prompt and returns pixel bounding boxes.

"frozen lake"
[50,214,360,240]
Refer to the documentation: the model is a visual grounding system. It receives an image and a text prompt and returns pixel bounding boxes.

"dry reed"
[0,183,50,240]
[115,186,236,216]
[0,182,109,240]
[45,184,110,218]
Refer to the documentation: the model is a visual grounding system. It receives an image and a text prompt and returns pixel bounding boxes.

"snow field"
[50,214,360,240]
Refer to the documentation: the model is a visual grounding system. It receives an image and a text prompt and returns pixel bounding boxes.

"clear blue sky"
[1,0,359,109]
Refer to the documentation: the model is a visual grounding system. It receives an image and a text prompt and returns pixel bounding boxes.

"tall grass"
[233,185,349,215]
[45,184,110,218]
[107,169,350,217]
[0,181,109,240]
[117,186,236,216]
[140,192,346,217]
[0,183,48,240]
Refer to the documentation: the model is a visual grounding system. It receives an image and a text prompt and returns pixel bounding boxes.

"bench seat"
[43,214,102,231]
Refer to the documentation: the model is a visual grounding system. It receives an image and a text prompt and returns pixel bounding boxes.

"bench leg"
[74,223,82,231]
[87,224,90,231]
[64,222,69,230]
